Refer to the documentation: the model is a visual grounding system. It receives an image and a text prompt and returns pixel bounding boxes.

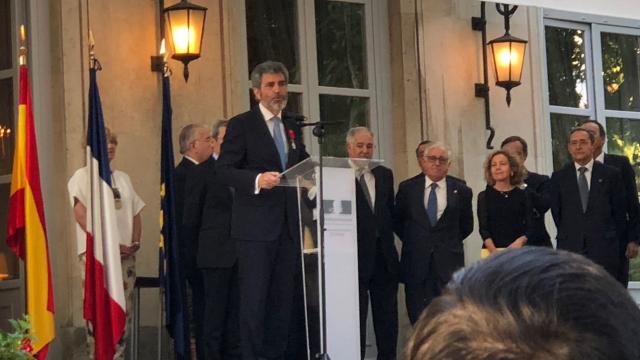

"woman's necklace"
[111,174,122,209]
[494,184,514,198]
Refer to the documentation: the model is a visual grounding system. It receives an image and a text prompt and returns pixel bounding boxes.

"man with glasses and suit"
[394,141,473,325]
[550,128,627,282]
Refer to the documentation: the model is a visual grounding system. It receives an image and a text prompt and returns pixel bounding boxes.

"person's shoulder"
[595,160,620,175]
[373,164,393,176]
[447,175,470,191]
[68,166,88,187]
[398,173,423,188]
[112,169,130,178]
[526,171,550,183]
[604,153,628,164]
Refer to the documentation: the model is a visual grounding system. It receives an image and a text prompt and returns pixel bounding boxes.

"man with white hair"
[175,123,214,359]
[346,126,399,359]
[394,141,473,325]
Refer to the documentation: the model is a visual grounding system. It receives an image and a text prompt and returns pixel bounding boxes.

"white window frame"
[240,0,392,164]
[542,10,640,290]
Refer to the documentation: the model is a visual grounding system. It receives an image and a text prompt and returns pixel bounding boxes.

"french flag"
[83,65,126,360]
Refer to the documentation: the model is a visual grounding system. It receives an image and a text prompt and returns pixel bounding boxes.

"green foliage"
[0,315,35,360]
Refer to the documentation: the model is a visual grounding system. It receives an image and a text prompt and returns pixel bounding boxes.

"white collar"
[574,158,594,172]
[184,155,198,165]
[425,176,446,188]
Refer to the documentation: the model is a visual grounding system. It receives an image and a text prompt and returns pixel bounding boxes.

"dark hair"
[483,150,525,186]
[406,247,640,360]
[500,135,528,157]
[415,140,433,158]
[570,127,595,144]
[250,61,289,89]
[582,120,606,138]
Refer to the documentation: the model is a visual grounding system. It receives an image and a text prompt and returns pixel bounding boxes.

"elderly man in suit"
[501,136,552,247]
[346,126,399,360]
[175,123,214,359]
[394,141,473,325]
[550,128,627,282]
[183,119,240,359]
[217,61,309,360]
[581,120,639,286]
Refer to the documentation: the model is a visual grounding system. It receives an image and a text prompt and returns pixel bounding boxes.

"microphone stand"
[297,120,339,360]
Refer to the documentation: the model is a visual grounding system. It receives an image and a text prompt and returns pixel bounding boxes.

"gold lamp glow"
[488,33,527,106]
[164,0,207,82]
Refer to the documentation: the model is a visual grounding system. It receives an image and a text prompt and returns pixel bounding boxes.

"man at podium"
[217,61,309,360]
[346,127,399,360]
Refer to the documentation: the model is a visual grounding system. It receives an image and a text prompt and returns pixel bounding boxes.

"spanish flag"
[6,63,56,358]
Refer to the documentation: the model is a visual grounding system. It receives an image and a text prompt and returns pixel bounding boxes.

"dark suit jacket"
[175,157,197,273]
[394,174,473,285]
[183,158,235,268]
[524,171,552,247]
[550,161,627,271]
[355,165,399,282]
[604,153,639,246]
[217,108,309,242]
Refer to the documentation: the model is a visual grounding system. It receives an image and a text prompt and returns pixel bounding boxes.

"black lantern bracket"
[472,1,495,150]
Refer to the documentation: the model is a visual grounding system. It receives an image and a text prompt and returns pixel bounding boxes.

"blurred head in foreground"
[406,247,640,360]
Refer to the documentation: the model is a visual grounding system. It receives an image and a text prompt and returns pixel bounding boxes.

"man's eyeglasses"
[423,155,449,164]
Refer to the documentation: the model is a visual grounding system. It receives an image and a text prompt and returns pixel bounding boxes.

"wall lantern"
[488,5,527,107]
[163,0,207,82]
[472,1,528,149]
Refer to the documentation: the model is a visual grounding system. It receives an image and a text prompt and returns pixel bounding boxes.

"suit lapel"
[587,162,604,213]
[411,176,432,230]
[441,177,457,222]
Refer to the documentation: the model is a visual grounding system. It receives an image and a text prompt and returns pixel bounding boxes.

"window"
[245,0,384,158]
[544,16,640,281]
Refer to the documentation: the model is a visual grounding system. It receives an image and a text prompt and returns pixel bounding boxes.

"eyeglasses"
[424,155,449,164]
[569,139,591,147]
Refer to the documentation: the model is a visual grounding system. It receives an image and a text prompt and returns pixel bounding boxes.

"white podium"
[280,157,383,360]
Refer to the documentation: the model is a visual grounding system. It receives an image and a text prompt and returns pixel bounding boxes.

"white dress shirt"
[424,176,447,221]
[574,158,594,189]
[254,103,288,194]
[350,160,376,207]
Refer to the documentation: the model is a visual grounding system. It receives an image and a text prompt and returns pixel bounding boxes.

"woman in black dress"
[477,150,533,256]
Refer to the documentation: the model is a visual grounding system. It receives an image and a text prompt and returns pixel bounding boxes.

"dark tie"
[426,183,438,226]
[358,173,373,210]
[578,166,589,212]
[272,116,287,170]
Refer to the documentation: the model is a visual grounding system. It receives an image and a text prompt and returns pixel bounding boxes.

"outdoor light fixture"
[488,4,527,107]
[163,0,207,82]
[472,1,528,149]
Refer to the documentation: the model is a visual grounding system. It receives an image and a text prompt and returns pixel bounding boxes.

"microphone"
[286,113,306,124]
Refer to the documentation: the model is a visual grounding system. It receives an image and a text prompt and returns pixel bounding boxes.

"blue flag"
[159,74,190,359]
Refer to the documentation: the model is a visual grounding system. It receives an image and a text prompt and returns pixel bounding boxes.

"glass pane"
[315,1,367,89]
[0,183,18,281]
[319,95,369,157]
[245,0,300,84]
[550,113,589,170]
[249,90,302,115]
[0,78,14,175]
[605,117,640,192]
[544,26,588,108]
[0,0,11,71]
[601,32,640,112]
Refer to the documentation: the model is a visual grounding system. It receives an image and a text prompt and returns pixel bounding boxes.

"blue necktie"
[426,183,438,226]
[272,116,287,170]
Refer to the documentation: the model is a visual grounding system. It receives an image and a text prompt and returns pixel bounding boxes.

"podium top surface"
[278,156,384,187]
